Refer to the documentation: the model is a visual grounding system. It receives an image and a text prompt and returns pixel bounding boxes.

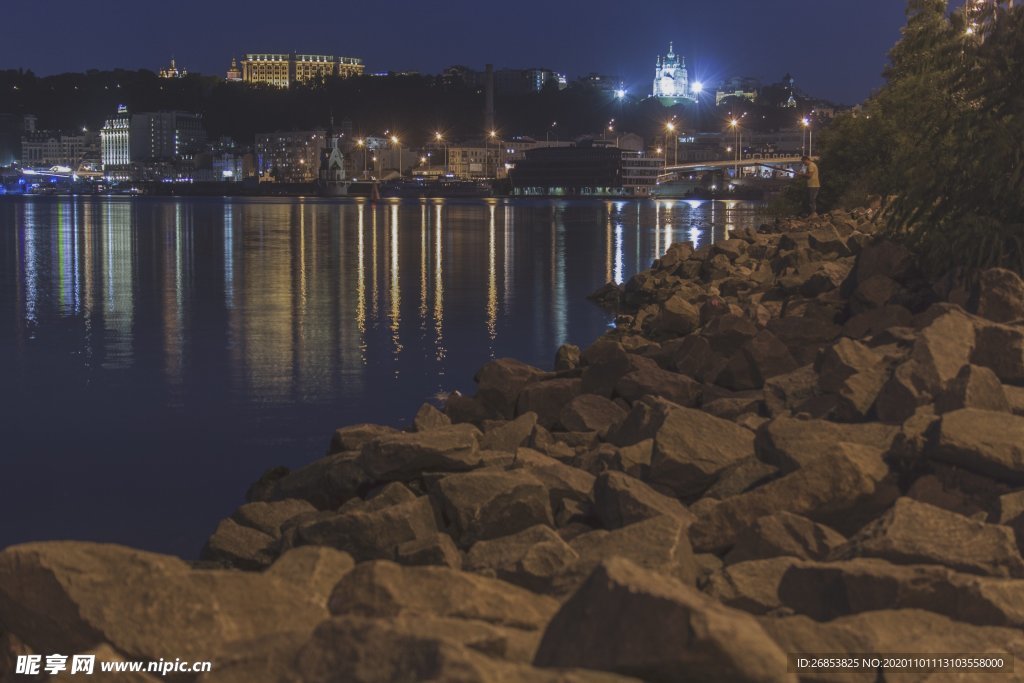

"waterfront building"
[101,107,207,181]
[20,130,98,168]
[226,57,243,82]
[509,144,623,195]
[159,58,186,79]
[241,53,365,87]
[0,114,31,166]
[621,151,663,195]
[255,130,325,182]
[652,43,697,105]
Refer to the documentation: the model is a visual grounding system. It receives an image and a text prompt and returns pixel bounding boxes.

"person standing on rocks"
[801,155,821,216]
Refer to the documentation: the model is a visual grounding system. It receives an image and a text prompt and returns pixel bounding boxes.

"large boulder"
[270,452,367,510]
[778,557,1024,628]
[356,424,482,482]
[560,394,627,437]
[909,305,977,394]
[971,268,1024,324]
[724,511,846,565]
[0,542,335,664]
[328,423,400,454]
[614,363,701,407]
[649,406,756,499]
[464,524,580,594]
[593,471,692,529]
[689,442,892,553]
[432,468,554,546]
[754,415,898,473]
[935,364,1011,414]
[702,556,796,615]
[517,378,583,428]
[715,330,799,391]
[650,293,700,337]
[972,322,1024,385]
[475,358,547,419]
[480,412,538,452]
[293,495,439,561]
[832,497,1024,578]
[926,408,1024,484]
[815,337,889,421]
[534,558,794,683]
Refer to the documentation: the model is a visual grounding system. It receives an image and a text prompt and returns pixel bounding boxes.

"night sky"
[1,1,908,105]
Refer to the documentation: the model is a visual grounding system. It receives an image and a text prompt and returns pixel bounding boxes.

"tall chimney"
[485,63,495,132]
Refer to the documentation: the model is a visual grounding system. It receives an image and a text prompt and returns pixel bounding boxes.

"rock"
[475,358,547,419]
[815,337,889,421]
[328,560,557,632]
[910,305,978,393]
[833,497,1024,578]
[560,394,627,437]
[340,481,416,514]
[766,317,840,366]
[690,442,891,553]
[414,403,451,431]
[799,261,849,297]
[715,330,799,391]
[761,609,1023,683]
[755,415,898,473]
[445,391,491,425]
[845,238,916,293]
[356,423,482,482]
[263,546,356,606]
[649,406,756,499]
[702,457,779,500]
[555,344,582,371]
[762,364,819,417]
[1005,384,1024,416]
[513,448,596,510]
[874,360,931,424]
[534,558,794,683]
[0,542,329,664]
[841,305,913,340]
[606,396,676,447]
[395,533,463,569]
[480,412,538,452]
[294,495,438,561]
[808,226,852,257]
[516,378,583,428]
[593,471,693,529]
[778,557,1024,628]
[201,518,276,569]
[295,615,637,683]
[971,268,1024,323]
[617,439,654,478]
[972,322,1024,385]
[671,334,726,383]
[701,314,759,357]
[724,511,846,565]
[849,273,901,313]
[703,556,796,615]
[465,525,579,594]
[565,515,698,591]
[927,408,1024,484]
[432,468,554,546]
[581,341,634,397]
[232,498,317,537]
[614,362,701,407]
[935,364,1010,414]
[271,452,367,510]
[650,293,700,337]
[328,423,399,454]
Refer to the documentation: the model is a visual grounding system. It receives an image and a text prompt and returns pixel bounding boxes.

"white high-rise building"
[653,42,696,105]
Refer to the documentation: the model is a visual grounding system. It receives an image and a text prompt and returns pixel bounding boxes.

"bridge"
[656,156,810,185]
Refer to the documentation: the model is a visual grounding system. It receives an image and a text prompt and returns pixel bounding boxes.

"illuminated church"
[653,42,696,105]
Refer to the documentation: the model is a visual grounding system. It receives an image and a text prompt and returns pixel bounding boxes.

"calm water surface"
[0,196,760,556]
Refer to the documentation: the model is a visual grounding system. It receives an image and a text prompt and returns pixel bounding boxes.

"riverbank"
[2,208,1024,681]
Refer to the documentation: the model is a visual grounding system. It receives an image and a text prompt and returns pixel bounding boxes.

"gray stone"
[754,415,898,473]
[762,364,819,417]
[703,556,796,615]
[615,364,702,407]
[480,412,538,452]
[650,292,700,337]
[475,358,548,419]
[516,378,583,428]
[534,558,794,683]
[816,337,888,421]
[936,364,1011,414]
[294,496,438,561]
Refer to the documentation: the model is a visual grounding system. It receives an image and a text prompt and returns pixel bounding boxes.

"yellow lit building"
[241,53,365,87]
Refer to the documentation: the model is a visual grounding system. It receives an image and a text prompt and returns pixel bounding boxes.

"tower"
[652,42,696,105]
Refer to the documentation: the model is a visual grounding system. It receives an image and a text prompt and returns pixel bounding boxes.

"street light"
[488,129,498,178]
[801,117,813,157]
[435,131,448,175]
[356,138,367,177]
[692,81,703,95]
[665,122,678,166]
[391,135,401,177]
[546,121,557,143]
[729,118,741,177]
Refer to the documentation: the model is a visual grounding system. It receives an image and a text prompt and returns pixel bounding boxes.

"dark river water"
[0,196,761,556]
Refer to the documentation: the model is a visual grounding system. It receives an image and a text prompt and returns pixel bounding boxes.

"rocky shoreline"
[3,208,1024,682]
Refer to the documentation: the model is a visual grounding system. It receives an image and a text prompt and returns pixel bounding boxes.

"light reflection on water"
[0,196,760,556]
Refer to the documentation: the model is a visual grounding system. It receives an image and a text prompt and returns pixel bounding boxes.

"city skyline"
[0,0,908,105]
